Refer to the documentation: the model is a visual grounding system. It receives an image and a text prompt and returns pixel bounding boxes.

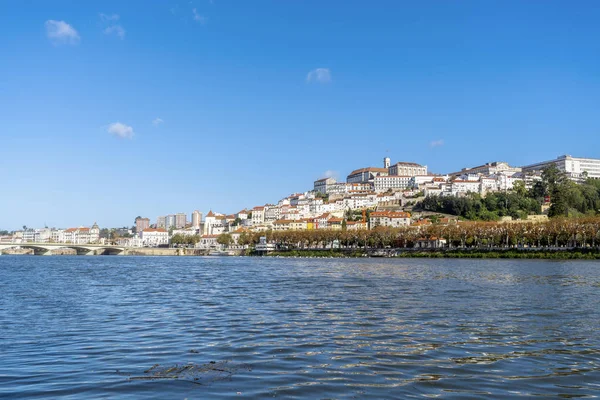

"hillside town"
[3,154,600,251]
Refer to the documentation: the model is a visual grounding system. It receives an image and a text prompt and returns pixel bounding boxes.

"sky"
[1,1,599,230]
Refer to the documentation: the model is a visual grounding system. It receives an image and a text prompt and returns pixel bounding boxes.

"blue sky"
[1,1,599,230]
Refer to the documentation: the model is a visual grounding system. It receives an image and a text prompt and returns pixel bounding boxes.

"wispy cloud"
[45,20,80,45]
[306,68,331,84]
[100,13,120,22]
[100,13,125,39]
[430,139,444,147]
[323,170,338,180]
[107,122,134,139]
[152,117,164,126]
[193,8,207,24]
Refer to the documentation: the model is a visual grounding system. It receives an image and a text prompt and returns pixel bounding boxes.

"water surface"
[1,256,599,398]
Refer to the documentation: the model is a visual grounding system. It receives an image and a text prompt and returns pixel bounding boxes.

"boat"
[208,250,234,256]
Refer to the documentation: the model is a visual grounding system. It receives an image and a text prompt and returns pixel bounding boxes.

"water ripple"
[1,256,600,398]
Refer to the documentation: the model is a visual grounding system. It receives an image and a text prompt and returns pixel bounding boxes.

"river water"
[1,256,599,398]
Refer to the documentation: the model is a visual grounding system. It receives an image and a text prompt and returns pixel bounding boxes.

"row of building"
[1,224,101,245]
[121,154,600,248]
[6,154,598,249]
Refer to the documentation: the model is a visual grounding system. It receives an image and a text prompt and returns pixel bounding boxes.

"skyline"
[1,1,600,230]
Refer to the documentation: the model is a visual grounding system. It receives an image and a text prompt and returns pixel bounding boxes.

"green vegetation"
[216,233,233,246]
[419,191,540,220]
[264,249,365,258]
[253,247,600,260]
[170,234,200,246]
[315,192,329,202]
[418,165,600,220]
[245,216,600,251]
[400,249,600,260]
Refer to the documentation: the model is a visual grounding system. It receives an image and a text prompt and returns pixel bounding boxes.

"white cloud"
[430,139,444,147]
[193,8,207,24]
[152,117,164,126]
[100,13,120,22]
[104,25,126,38]
[100,13,125,39]
[45,20,80,45]
[306,68,331,84]
[323,170,338,180]
[107,122,134,139]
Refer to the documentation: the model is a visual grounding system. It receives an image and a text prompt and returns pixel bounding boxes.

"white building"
[450,161,521,177]
[373,175,412,192]
[251,206,266,225]
[62,223,100,244]
[521,155,600,181]
[369,211,411,229]
[197,235,221,250]
[139,228,169,247]
[203,210,226,235]
[450,180,481,195]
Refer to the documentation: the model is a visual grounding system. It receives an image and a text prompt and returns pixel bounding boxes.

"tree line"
[418,165,600,220]
[253,218,600,249]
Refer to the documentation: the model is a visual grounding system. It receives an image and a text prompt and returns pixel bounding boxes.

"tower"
[384,157,391,169]
[192,210,203,229]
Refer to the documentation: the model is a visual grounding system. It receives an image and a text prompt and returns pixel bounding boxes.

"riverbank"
[259,248,600,260]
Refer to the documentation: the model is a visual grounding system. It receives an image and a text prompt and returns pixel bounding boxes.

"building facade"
[369,211,411,229]
[175,213,187,229]
[192,211,203,229]
[521,155,600,181]
[314,177,337,194]
[450,161,521,177]
[62,223,100,244]
[139,228,169,247]
[135,217,150,233]
[346,167,389,184]
[373,175,412,192]
[388,162,427,176]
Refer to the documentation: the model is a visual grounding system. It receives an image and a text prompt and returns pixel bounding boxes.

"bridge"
[0,243,126,256]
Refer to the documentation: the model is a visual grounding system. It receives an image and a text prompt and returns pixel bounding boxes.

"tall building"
[156,216,166,229]
[192,210,203,228]
[175,213,187,229]
[166,215,176,230]
[135,217,150,233]
[522,155,600,181]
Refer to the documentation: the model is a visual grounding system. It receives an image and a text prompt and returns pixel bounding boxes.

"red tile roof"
[370,211,411,218]
[143,228,167,233]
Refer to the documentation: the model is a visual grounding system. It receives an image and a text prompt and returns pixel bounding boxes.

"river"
[1,256,599,398]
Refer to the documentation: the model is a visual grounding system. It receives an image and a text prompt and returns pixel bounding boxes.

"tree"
[513,180,527,197]
[217,233,233,246]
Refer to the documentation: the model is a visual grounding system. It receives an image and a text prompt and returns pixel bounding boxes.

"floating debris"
[129,361,250,385]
